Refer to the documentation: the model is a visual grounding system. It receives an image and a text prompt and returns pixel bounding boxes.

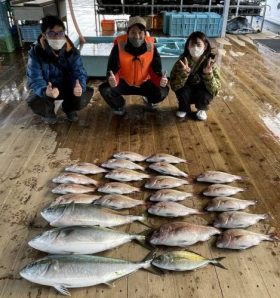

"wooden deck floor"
[0,32,279,298]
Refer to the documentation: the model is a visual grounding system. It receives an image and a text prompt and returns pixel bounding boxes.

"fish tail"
[138,212,152,228]
[141,250,164,275]
[212,257,227,270]
[263,213,272,221]
[267,234,280,242]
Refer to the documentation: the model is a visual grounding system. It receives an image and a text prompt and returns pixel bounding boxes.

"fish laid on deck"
[52,183,96,194]
[148,202,204,217]
[28,226,146,254]
[93,194,144,210]
[41,203,146,227]
[149,189,192,202]
[97,182,141,194]
[197,171,243,183]
[101,158,145,171]
[206,197,256,212]
[50,194,101,206]
[203,184,245,197]
[65,162,107,174]
[52,173,99,185]
[149,162,188,177]
[150,222,220,247]
[105,168,150,182]
[213,211,268,228]
[152,251,226,271]
[146,153,188,164]
[216,229,279,250]
[20,254,153,296]
[113,151,147,162]
[145,176,189,189]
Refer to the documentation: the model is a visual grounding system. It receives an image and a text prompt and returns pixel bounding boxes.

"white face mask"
[47,38,66,51]
[189,46,205,58]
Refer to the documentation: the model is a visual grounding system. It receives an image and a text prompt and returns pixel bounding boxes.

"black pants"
[99,79,169,110]
[175,82,213,113]
[26,86,94,118]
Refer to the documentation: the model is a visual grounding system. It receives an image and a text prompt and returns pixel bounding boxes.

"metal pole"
[221,0,230,37]
[236,0,240,16]
[208,0,212,13]
[180,0,183,12]
[260,0,268,32]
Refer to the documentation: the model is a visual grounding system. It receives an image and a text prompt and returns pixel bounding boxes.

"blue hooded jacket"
[26,35,87,97]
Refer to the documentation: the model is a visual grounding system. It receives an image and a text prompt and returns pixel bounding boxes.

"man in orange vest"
[99,16,169,116]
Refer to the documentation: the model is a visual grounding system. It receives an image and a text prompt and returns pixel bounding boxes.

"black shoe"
[41,115,57,124]
[66,111,79,122]
[142,96,158,110]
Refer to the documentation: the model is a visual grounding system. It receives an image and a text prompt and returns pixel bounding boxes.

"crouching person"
[26,15,93,124]
[99,16,169,116]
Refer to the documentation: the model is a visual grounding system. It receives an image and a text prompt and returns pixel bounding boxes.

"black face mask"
[128,37,144,48]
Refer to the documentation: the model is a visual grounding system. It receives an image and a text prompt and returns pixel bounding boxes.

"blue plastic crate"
[20,24,41,42]
[194,13,208,34]
[0,1,11,37]
[205,12,222,37]
[162,11,173,34]
[182,13,196,37]
[169,13,184,37]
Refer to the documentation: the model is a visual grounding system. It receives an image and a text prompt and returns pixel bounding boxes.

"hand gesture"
[179,57,191,74]
[160,70,168,87]
[46,82,59,99]
[108,70,117,88]
[73,79,82,97]
[203,57,215,75]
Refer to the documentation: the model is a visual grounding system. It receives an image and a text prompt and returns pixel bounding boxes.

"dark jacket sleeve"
[70,50,88,93]
[149,46,163,87]
[107,44,120,76]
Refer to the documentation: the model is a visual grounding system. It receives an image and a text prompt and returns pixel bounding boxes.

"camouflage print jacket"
[170,56,221,96]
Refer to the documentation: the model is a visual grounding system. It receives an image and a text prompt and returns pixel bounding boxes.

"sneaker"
[176,111,187,118]
[142,96,158,110]
[41,115,57,125]
[66,111,79,122]
[113,107,126,116]
[196,110,207,121]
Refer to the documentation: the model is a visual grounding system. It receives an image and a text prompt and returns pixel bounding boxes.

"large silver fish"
[65,162,107,174]
[213,211,268,229]
[52,183,96,195]
[206,197,256,212]
[145,176,189,189]
[28,226,146,254]
[93,194,144,210]
[150,189,192,202]
[216,229,279,250]
[148,202,204,217]
[101,159,145,171]
[113,151,147,162]
[150,222,220,247]
[105,168,150,182]
[50,194,101,207]
[152,251,226,271]
[197,171,243,183]
[149,162,188,178]
[52,173,99,186]
[146,153,187,164]
[203,184,245,197]
[41,203,146,227]
[97,182,140,194]
[20,254,153,296]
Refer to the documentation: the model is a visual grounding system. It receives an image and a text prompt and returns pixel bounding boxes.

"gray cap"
[127,16,146,30]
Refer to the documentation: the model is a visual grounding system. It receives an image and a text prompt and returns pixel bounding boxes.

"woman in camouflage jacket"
[170,31,221,121]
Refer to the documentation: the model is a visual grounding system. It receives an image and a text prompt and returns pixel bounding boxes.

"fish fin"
[104,282,115,288]
[54,284,71,296]
[145,265,165,275]
[138,212,152,228]
[135,233,154,251]
[268,234,280,242]
[212,257,227,270]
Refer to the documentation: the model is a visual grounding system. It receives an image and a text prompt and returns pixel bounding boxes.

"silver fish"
[150,189,192,202]
[113,151,147,162]
[105,168,150,182]
[149,162,188,177]
[93,194,144,210]
[52,183,96,195]
[41,203,145,227]
[101,159,145,171]
[197,171,243,183]
[216,229,279,250]
[146,153,187,164]
[20,254,153,296]
[206,197,256,212]
[152,251,226,271]
[145,176,189,189]
[28,226,146,254]
[50,194,101,207]
[213,211,268,229]
[203,184,245,197]
[150,222,220,247]
[52,173,99,185]
[65,162,107,174]
[98,182,140,194]
[148,202,204,217]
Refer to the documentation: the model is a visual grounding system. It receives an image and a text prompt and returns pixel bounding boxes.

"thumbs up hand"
[46,82,59,98]
[108,70,117,88]
[160,70,168,87]
[73,79,82,97]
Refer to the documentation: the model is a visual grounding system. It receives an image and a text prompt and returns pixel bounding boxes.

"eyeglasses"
[46,31,65,38]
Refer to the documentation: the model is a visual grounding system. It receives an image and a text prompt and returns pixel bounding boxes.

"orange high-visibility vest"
[116,34,154,86]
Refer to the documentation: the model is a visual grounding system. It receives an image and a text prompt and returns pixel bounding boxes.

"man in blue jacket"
[26,15,93,124]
